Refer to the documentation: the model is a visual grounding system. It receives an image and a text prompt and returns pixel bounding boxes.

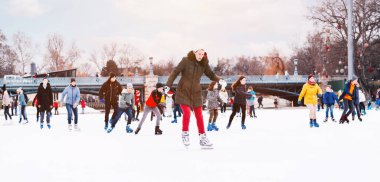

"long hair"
[232,75,246,91]
[208,81,217,91]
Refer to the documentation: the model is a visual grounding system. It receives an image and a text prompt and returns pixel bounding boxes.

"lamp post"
[293,59,298,76]
[149,57,154,76]
[134,60,139,77]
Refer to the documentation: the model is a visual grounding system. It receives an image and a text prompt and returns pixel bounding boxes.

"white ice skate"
[68,124,73,131]
[74,124,81,132]
[199,133,213,149]
[182,131,190,148]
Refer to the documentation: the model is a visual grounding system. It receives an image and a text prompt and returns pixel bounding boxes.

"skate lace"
[200,135,210,145]
[182,132,189,144]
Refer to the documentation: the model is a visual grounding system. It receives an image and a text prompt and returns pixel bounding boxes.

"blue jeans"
[66,104,78,124]
[110,107,133,128]
[40,111,51,124]
[325,105,334,118]
[173,104,181,121]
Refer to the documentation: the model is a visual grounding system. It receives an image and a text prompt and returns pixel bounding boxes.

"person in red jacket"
[53,100,59,115]
[133,90,141,121]
[81,100,86,114]
[135,83,164,135]
[32,95,40,122]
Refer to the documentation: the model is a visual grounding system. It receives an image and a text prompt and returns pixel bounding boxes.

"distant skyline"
[0,0,317,69]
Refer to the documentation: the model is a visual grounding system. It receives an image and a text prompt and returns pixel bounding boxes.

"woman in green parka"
[166,49,224,148]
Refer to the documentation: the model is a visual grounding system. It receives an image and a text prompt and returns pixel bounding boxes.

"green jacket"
[166,51,220,107]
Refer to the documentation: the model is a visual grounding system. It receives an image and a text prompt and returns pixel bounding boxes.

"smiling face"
[194,49,205,62]
[240,78,246,85]
[213,83,218,90]
[127,87,133,93]
[71,81,76,87]
[309,76,315,83]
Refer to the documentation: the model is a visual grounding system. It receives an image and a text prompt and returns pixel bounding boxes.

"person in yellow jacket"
[298,74,322,128]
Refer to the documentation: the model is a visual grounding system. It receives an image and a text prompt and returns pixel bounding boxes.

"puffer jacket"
[207,90,222,110]
[166,51,220,107]
[298,82,322,105]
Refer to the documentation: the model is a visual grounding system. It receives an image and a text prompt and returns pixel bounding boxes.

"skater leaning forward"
[134,83,164,135]
[107,83,135,134]
[297,74,322,128]
[166,49,224,148]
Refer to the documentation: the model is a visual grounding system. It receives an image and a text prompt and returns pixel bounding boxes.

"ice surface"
[0,107,379,182]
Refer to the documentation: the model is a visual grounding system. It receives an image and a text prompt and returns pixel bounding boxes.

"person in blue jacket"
[323,85,339,122]
[61,78,81,131]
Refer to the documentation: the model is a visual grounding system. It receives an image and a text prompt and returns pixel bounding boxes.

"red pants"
[180,104,205,134]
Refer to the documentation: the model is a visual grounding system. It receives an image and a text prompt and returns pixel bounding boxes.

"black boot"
[344,115,350,124]
[135,127,140,135]
[155,126,162,135]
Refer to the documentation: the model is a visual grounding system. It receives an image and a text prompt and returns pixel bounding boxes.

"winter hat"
[127,83,133,88]
[109,72,116,78]
[156,83,164,89]
[70,78,76,83]
[308,74,314,80]
[135,90,140,94]
[352,75,358,81]
[167,91,174,95]
[2,84,6,91]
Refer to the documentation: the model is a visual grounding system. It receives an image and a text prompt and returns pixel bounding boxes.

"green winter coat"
[166,51,220,107]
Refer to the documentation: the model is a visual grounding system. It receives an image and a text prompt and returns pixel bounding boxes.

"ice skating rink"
[0,107,379,182]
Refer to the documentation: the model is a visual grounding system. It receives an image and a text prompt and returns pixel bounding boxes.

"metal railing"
[0,75,345,88]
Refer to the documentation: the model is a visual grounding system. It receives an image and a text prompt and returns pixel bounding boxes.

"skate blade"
[201,145,214,150]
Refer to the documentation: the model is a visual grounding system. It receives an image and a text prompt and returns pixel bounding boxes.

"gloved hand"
[297,100,302,105]
[219,79,227,87]
[100,98,105,104]
[318,94,322,98]
[73,103,78,108]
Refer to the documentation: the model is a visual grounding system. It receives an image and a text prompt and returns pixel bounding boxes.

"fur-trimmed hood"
[187,50,208,67]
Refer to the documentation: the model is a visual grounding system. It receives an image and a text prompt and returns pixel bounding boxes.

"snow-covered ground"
[0,107,379,182]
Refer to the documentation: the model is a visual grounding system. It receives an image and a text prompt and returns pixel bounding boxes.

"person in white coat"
[358,89,366,115]
[1,84,13,123]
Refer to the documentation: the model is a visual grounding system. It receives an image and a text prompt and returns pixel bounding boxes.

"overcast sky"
[0,0,317,69]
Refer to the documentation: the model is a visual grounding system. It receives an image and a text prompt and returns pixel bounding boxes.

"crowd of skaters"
[1,49,380,149]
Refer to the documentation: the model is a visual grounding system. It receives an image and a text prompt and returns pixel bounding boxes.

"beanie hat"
[352,75,358,81]
[156,83,164,89]
[167,91,174,95]
[109,72,116,78]
[308,74,314,80]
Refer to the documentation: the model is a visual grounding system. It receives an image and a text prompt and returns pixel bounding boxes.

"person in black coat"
[98,72,122,130]
[37,78,53,129]
[227,76,252,130]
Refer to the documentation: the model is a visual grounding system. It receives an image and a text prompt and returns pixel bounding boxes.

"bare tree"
[77,63,93,77]
[89,51,104,72]
[65,42,81,69]
[12,32,34,75]
[44,34,65,72]
[309,0,380,82]
[0,31,17,77]
[102,42,118,61]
